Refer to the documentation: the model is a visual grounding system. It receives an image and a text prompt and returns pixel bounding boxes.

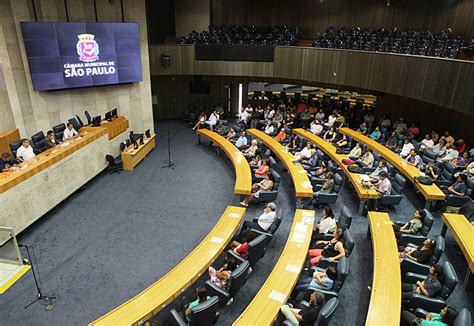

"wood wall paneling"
[66,0,96,22]
[95,0,124,22]
[211,0,474,39]
[149,45,196,75]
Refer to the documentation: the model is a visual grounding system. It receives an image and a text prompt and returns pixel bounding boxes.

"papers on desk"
[268,290,286,303]
[229,213,241,218]
[291,231,306,244]
[210,236,223,244]
[302,216,315,225]
[60,142,71,147]
[294,222,308,233]
[301,181,312,189]
[127,149,134,153]
[285,264,301,274]
[359,174,370,182]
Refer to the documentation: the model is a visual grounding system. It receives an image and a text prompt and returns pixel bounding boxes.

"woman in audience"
[402,264,443,302]
[393,209,423,240]
[264,121,275,134]
[386,132,399,151]
[405,149,424,169]
[240,172,273,207]
[336,134,348,148]
[402,306,458,326]
[349,142,362,159]
[452,152,469,169]
[295,143,313,160]
[275,127,287,143]
[310,119,323,135]
[293,266,337,294]
[311,206,336,243]
[437,144,459,164]
[254,158,270,178]
[225,127,236,140]
[369,126,382,141]
[243,139,259,158]
[399,238,436,264]
[420,134,434,151]
[249,154,262,168]
[318,172,335,194]
[208,258,239,290]
[455,139,467,155]
[192,112,206,130]
[323,127,337,143]
[184,286,211,321]
[287,135,301,153]
[424,163,440,180]
[230,230,256,259]
[432,139,447,156]
[357,122,369,135]
[308,228,345,267]
[408,122,420,139]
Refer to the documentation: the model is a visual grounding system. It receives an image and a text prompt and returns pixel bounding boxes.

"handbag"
[348,165,364,174]
[342,158,355,165]
[415,176,434,185]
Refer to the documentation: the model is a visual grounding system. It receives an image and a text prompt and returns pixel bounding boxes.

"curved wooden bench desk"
[89,206,245,326]
[233,209,315,325]
[441,213,474,288]
[340,128,445,209]
[197,129,252,195]
[293,128,378,214]
[246,129,313,199]
[366,211,401,326]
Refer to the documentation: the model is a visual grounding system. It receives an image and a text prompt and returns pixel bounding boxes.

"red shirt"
[297,103,307,113]
[236,242,249,258]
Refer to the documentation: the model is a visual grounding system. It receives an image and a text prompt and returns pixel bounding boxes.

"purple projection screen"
[21,22,142,91]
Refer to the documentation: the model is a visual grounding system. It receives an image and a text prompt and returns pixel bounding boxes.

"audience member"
[401,306,458,326]
[243,139,259,158]
[230,230,256,259]
[399,238,436,264]
[402,264,442,302]
[208,258,239,291]
[254,158,270,178]
[275,128,287,142]
[439,131,455,147]
[308,228,345,267]
[400,139,415,158]
[441,174,467,197]
[184,286,211,321]
[293,266,337,293]
[369,160,388,181]
[234,131,248,148]
[393,209,423,239]
[192,112,206,130]
[420,134,434,151]
[63,122,78,141]
[369,126,382,141]
[45,130,60,149]
[0,152,19,172]
[240,172,273,207]
[280,290,325,326]
[16,139,36,162]
[405,149,423,169]
[348,143,362,159]
[311,206,336,242]
[240,202,277,233]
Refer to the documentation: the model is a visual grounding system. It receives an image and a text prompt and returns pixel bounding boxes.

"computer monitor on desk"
[129,131,143,144]
[111,108,118,119]
[105,111,112,122]
[92,115,101,126]
[145,129,151,138]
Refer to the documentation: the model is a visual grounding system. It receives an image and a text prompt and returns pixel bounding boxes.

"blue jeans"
[292,278,313,298]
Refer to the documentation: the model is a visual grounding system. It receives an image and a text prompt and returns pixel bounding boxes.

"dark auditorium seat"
[337,206,353,231]
[106,154,123,173]
[205,260,250,306]
[312,172,344,205]
[414,307,471,326]
[380,173,407,207]
[396,209,434,245]
[9,139,22,157]
[307,257,349,300]
[400,235,445,276]
[169,295,220,325]
[68,117,81,132]
[228,234,268,268]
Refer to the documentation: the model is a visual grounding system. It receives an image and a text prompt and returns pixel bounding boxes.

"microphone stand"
[20,244,56,310]
[162,131,175,169]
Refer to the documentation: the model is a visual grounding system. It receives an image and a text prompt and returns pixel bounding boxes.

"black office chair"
[282,297,339,326]
[256,170,280,203]
[316,229,355,268]
[307,257,349,300]
[380,173,407,207]
[312,173,344,205]
[403,261,458,312]
[76,115,85,129]
[205,260,250,306]
[106,155,123,173]
[435,162,456,187]
[228,234,268,268]
[84,111,92,125]
[337,206,352,231]
[53,123,66,141]
[126,139,131,147]
[169,295,219,325]
[31,131,47,154]
[401,235,445,276]
[414,307,471,326]
[9,139,22,158]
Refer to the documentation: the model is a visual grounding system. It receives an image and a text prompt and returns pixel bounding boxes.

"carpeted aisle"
[0,121,472,325]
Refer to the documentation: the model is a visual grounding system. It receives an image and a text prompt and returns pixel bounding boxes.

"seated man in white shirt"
[205,111,219,131]
[399,139,415,158]
[239,202,277,234]
[437,145,459,164]
[63,122,79,141]
[264,122,275,134]
[16,138,36,162]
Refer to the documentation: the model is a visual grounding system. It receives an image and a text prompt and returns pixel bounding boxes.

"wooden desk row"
[340,128,445,209]
[441,213,474,288]
[247,129,313,199]
[293,128,378,214]
[0,128,107,194]
[366,211,401,326]
[121,134,156,171]
[90,206,246,326]
[197,129,252,195]
[234,209,315,325]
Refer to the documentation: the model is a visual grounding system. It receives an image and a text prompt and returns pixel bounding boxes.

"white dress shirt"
[257,211,276,231]
[16,145,36,161]
[63,128,78,141]
[264,125,275,134]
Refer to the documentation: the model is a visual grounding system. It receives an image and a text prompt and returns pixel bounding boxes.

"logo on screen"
[76,34,99,62]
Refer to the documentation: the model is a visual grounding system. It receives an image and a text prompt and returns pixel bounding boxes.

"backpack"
[348,165,364,174]
[415,176,434,185]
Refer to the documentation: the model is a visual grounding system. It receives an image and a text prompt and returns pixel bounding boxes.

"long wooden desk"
[247,129,313,198]
[340,128,445,209]
[441,213,474,288]
[366,211,401,326]
[233,209,315,325]
[82,116,129,141]
[197,129,252,195]
[293,129,378,214]
[0,128,107,193]
[90,206,245,326]
[121,134,156,171]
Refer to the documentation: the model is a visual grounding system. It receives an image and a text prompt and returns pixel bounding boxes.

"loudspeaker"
[161,53,171,67]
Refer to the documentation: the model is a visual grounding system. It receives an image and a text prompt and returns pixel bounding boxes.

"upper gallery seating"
[313,27,470,59]
[180,25,301,46]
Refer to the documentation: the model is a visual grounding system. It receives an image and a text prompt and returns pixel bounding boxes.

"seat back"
[84,110,92,125]
[105,155,116,166]
[53,123,66,140]
[68,117,81,132]
[333,173,343,193]
[438,261,457,300]
[315,297,339,326]
[228,260,250,297]
[271,170,281,190]
[189,296,219,326]
[247,234,267,267]
[119,142,126,152]
[268,217,281,235]
[454,308,471,326]
[373,151,382,163]
[430,235,445,265]
[392,173,407,194]
[31,131,46,153]
[342,229,355,258]
[441,164,454,181]
[76,115,85,128]
[420,209,434,236]
[9,139,22,157]
[338,206,352,231]
[333,257,349,292]
[386,162,395,176]
[316,149,326,161]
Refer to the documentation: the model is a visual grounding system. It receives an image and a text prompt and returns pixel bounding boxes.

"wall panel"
[211,0,474,39]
